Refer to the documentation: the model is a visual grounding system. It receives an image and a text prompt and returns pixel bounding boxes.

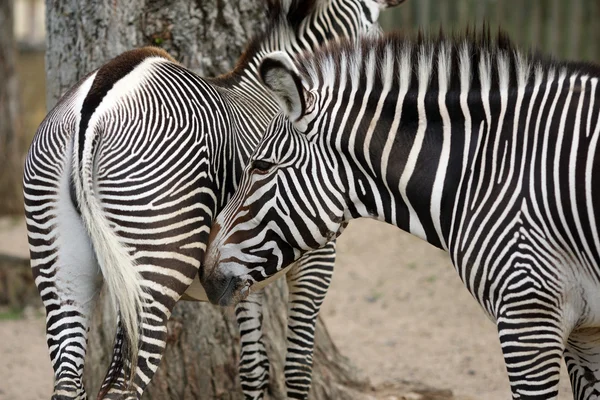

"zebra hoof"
[52,380,86,400]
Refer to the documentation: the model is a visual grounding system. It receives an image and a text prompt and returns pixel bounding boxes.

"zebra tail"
[73,122,146,387]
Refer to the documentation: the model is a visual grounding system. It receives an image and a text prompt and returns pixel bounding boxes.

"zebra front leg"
[564,327,600,399]
[236,292,270,399]
[496,286,567,400]
[499,316,565,399]
[284,242,336,399]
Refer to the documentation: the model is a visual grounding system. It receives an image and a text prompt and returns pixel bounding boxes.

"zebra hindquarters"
[284,241,336,400]
[24,127,102,400]
[88,142,215,398]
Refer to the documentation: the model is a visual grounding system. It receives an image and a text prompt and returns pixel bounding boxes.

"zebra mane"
[265,0,319,29]
[214,0,318,82]
[294,29,600,93]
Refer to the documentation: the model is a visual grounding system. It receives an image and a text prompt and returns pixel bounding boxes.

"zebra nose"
[202,272,245,306]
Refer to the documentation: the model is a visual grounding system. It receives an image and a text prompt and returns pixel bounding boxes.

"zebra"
[23,1,404,399]
[201,31,600,399]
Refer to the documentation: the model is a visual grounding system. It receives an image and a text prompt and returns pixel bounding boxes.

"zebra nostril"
[219,276,240,306]
[201,270,245,307]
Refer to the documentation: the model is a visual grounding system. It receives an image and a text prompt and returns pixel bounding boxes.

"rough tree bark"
[45,1,453,399]
[45,0,266,109]
[0,0,23,215]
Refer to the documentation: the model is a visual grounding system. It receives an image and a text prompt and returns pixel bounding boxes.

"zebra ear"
[259,52,306,122]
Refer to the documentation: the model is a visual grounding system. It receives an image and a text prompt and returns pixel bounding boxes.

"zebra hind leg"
[27,209,102,400]
[99,296,176,400]
[565,327,600,399]
[97,317,126,399]
[284,242,336,400]
[236,292,270,399]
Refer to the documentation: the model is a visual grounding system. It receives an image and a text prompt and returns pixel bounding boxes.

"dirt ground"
[0,217,573,399]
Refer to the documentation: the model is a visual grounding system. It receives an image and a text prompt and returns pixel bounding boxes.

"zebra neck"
[343,107,459,250]
[320,39,534,251]
[301,34,600,254]
[342,80,534,252]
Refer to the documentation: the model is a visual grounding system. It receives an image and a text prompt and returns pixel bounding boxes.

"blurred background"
[380,0,600,61]
[0,0,598,399]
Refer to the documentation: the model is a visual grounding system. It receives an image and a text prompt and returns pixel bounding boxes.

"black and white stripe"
[203,32,600,399]
[23,1,404,399]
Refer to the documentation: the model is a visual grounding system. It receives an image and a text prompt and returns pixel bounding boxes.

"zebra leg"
[85,161,214,399]
[100,294,178,399]
[27,214,102,400]
[97,317,126,399]
[499,317,565,399]
[284,242,336,399]
[236,292,270,399]
[496,284,566,399]
[564,328,600,399]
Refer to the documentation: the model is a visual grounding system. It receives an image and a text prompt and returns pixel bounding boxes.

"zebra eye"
[251,159,275,172]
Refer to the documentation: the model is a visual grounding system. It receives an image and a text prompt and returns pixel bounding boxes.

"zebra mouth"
[216,276,251,306]
[216,277,239,306]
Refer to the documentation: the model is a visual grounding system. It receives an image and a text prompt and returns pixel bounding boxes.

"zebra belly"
[575,272,600,329]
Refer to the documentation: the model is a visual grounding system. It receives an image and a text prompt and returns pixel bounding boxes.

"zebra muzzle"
[203,271,249,307]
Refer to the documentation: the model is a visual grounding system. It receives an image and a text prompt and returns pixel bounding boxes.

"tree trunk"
[44,0,267,109]
[85,280,453,400]
[0,0,23,215]
[45,1,454,399]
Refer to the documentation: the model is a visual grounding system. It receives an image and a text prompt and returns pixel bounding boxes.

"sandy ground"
[0,218,53,400]
[0,217,573,399]
[0,318,52,399]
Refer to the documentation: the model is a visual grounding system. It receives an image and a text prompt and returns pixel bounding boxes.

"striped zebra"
[23,1,404,399]
[201,32,600,399]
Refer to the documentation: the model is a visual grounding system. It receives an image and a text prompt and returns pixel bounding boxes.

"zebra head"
[349,0,408,34]
[270,0,407,51]
[201,51,352,306]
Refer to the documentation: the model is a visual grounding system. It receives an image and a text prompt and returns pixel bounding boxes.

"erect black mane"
[265,0,318,29]
[212,0,318,83]
[294,27,600,92]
